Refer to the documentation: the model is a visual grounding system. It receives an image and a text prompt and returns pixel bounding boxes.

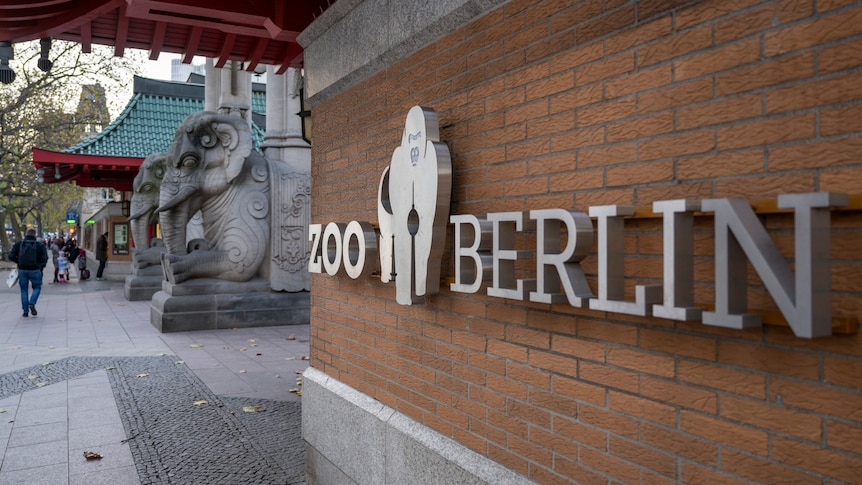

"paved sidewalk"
[0,263,309,484]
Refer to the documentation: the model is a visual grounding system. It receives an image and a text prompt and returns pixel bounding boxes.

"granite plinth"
[124,274,164,301]
[150,278,309,333]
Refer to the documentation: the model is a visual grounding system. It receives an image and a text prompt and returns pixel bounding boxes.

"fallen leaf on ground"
[0,408,7,413]
[275,374,280,378]
[47,346,55,349]
[156,353,166,357]
[42,361,54,366]
[174,361,185,365]
[248,339,257,343]
[239,347,247,351]
[83,451,102,460]
[250,344,258,347]
[192,400,208,406]
[189,344,204,348]
[136,373,149,378]
[117,303,125,306]
[35,382,49,387]
[239,370,247,373]
[242,405,265,413]
[284,357,296,361]
[27,374,39,380]
[301,356,310,361]
[287,334,296,340]
[289,388,300,393]
[105,366,116,371]
[294,370,304,374]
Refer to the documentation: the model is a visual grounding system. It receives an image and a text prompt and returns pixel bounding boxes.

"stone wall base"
[302,367,535,485]
[150,278,309,332]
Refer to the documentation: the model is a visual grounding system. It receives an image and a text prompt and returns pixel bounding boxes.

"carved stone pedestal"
[150,278,310,332]
[124,266,164,301]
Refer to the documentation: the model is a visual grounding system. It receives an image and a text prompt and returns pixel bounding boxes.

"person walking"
[50,237,62,283]
[96,232,109,280]
[8,228,49,317]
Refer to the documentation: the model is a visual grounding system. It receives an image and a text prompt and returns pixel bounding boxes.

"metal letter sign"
[378,107,453,305]
[308,105,851,337]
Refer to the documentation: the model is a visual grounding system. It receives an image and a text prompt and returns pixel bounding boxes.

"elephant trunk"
[129,212,152,250]
[158,205,190,254]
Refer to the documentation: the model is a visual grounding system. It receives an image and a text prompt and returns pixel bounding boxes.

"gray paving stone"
[7,422,67,448]
[0,279,309,484]
[2,439,68,471]
[70,465,141,485]
[69,441,136,475]
[69,423,129,449]
[11,405,68,428]
[0,462,68,485]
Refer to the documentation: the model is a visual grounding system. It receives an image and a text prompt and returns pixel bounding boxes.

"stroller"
[78,249,91,280]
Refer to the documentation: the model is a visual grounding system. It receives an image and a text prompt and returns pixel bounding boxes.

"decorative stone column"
[204,59,253,126]
[262,66,311,292]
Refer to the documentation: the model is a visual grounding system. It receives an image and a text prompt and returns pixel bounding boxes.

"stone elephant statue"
[156,111,270,284]
[129,152,167,271]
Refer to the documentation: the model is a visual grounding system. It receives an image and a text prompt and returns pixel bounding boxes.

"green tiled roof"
[65,76,266,157]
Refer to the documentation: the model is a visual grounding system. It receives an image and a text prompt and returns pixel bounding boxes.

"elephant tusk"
[128,205,155,222]
[156,185,198,213]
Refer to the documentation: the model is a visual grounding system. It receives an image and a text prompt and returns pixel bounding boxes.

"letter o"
[343,221,378,279]
[323,222,346,276]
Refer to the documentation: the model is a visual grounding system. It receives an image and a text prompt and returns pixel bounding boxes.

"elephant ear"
[213,116,253,183]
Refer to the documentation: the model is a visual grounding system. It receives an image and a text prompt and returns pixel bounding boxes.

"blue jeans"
[18,269,43,314]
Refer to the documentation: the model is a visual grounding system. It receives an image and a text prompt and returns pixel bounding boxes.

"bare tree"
[0,40,142,253]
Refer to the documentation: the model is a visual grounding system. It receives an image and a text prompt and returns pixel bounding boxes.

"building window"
[99,188,115,201]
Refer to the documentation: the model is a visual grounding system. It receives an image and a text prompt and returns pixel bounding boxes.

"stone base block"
[124,275,164,301]
[150,278,309,332]
[303,368,534,485]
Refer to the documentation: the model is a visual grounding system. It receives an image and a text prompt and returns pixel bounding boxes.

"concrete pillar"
[204,59,252,126]
[264,66,312,292]
[262,66,310,173]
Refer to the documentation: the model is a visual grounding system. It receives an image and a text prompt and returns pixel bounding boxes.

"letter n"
[701,193,847,338]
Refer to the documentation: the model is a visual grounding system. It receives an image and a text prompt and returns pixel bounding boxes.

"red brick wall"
[309,0,862,482]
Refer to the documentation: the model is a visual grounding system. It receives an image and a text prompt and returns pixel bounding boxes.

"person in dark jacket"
[8,228,49,317]
[96,232,109,280]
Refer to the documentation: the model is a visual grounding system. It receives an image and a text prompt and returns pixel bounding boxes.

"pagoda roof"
[33,76,267,191]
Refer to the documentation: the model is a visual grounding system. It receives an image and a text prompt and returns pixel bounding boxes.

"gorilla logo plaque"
[378,106,452,305]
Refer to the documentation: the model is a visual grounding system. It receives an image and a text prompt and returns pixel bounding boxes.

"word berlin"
[311,192,849,339]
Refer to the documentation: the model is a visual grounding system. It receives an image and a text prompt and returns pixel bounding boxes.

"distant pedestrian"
[57,251,70,282]
[96,232,109,280]
[8,229,49,317]
[50,237,62,283]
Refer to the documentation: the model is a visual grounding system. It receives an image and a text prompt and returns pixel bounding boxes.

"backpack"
[18,240,39,268]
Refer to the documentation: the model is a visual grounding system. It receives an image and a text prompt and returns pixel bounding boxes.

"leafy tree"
[0,40,142,254]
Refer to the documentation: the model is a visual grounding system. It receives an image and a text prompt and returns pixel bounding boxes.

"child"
[57,251,70,283]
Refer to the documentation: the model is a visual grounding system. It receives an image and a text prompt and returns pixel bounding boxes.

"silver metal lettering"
[487,212,535,300]
[588,205,661,315]
[777,193,848,337]
[343,221,378,279]
[450,214,493,294]
[309,223,323,273]
[529,209,593,307]
[322,222,346,276]
[652,200,702,321]
[702,194,848,337]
